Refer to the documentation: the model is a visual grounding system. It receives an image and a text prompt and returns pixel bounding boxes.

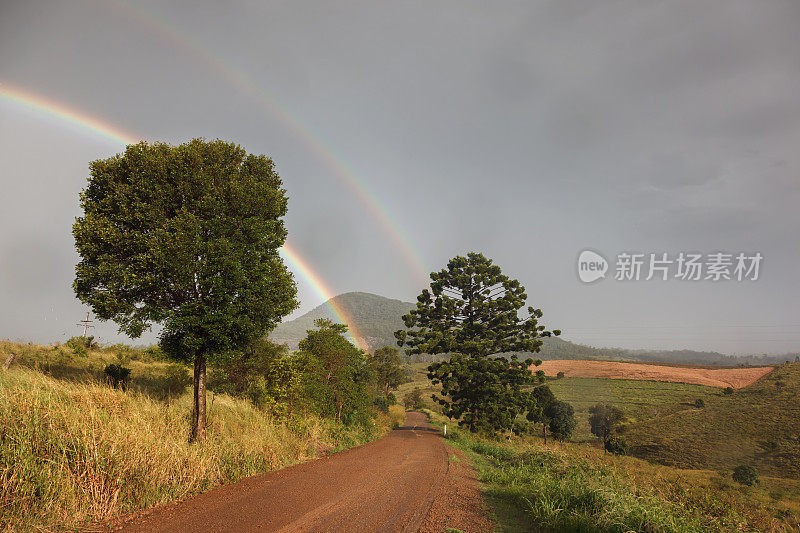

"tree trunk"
[542,423,547,445]
[191,354,207,442]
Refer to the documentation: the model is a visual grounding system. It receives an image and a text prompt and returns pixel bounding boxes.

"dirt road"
[117,412,454,533]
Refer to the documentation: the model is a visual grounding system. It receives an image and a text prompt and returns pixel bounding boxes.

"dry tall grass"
[0,366,397,531]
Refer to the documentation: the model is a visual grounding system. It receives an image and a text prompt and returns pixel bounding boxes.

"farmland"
[536,359,773,388]
[545,377,718,441]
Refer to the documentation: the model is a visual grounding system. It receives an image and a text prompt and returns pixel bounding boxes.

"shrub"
[732,464,759,486]
[373,396,390,414]
[556,371,565,379]
[694,398,705,408]
[604,436,629,455]
[723,386,734,395]
[103,364,131,390]
[386,392,397,406]
[66,336,96,350]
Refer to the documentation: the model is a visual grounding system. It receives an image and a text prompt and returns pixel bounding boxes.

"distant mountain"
[270,292,794,365]
[270,292,415,352]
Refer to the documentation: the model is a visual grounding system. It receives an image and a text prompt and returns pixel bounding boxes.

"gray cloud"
[1,0,799,353]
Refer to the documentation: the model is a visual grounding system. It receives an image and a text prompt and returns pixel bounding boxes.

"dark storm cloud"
[1,0,799,353]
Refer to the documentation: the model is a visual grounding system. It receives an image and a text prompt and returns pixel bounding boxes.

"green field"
[546,377,718,441]
[624,362,800,478]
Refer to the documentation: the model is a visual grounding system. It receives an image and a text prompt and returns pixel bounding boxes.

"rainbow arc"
[0,82,368,350]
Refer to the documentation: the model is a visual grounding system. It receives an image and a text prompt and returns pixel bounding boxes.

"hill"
[271,292,796,366]
[624,362,800,478]
[270,292,415,352]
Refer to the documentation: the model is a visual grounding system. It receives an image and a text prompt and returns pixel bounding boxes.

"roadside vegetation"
[0,337,404,531]
[423,409,800,532]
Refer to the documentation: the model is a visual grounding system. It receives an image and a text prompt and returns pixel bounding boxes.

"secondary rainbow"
[0,83,368,351]
[106,0,430,283]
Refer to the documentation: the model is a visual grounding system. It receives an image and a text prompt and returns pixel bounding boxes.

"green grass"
[421,410,800,532]
[0,341,402,531]
[545,377,718,441]
[623,363,800,477]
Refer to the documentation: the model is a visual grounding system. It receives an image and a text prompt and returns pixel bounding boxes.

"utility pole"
[77,311,94,337]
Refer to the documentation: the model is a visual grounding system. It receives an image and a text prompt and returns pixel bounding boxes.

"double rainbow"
[106,0,429,284]
[0,82,368,350]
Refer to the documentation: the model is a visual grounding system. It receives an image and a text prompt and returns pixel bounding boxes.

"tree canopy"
[588,404,625,443]
[296,319,373,425]
[367,346,405,395]
[73,139,297,440]
[395,252,560,357]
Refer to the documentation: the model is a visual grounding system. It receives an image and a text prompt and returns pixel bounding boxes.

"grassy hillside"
[624,362,800,478]
[0,341,403,531]
[424,409,800,532]
[546,377,718,441]
[270,292,414,352]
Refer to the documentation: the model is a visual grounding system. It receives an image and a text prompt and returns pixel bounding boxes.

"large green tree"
[296,319,372,424]
[73,139,298,441]
[396,252,560,433]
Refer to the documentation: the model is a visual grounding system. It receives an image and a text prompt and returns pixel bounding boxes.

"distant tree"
[732,465,759,486]
[395,253,560,434]
[526,385,556,444]
[404,387,425,410]
[723,386,734,395]
[588,404,625,443]
[556,371,565,379]
[694,398,705,408]
[368,346,405,395]
[545,400,577,441]
[297,319,372,424]
[73,139,298,441]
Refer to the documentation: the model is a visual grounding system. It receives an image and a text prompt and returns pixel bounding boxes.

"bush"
[373,396,390,414]
[723,386,734,395]
[694,398,705,408]
[66,336,96,350]
[556,371,565,379]
[386,392,397,406]
[103,364,131,390]
[732,464,759,486]
[604,436,628,455]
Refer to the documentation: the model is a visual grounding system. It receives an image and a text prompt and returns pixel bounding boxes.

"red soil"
[536,359,773,389]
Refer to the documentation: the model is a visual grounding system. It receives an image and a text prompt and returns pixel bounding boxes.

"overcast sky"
[1,1,799,354]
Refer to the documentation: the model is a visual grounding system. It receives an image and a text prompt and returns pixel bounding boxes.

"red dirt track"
[116,412,461,532]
